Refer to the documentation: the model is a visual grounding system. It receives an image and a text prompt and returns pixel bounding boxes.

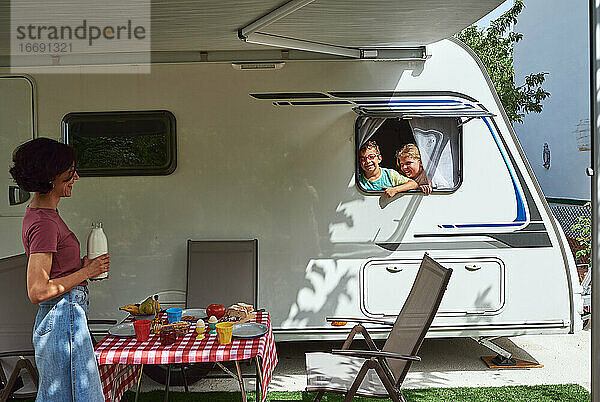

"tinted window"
[62,111,176,176]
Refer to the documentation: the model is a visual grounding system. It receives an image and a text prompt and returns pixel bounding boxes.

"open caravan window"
[355,116,462,194]
[62,110,176,177]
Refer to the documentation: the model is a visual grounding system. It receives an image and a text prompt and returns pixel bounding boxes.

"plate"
[181,308,208,322]
[108,322,135,337]
[130,313,154,320]
[232,323,268,338]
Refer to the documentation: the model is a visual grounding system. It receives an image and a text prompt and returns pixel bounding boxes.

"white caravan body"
[0,38,583,343]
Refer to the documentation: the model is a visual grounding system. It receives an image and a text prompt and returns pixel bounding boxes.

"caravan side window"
[355,117,462,193]
[62,110,176,176]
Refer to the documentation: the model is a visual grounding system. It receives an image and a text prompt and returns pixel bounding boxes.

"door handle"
[385,267,403,273]
[465,264,482,272]
[8,186,30,206]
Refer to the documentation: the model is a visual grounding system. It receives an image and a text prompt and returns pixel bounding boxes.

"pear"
[140,296,154,315]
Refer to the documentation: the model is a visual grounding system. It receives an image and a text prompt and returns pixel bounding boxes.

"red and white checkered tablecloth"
[95,312,277,402]
[97,364,141,402]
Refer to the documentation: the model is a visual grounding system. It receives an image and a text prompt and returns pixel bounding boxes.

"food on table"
[139,297,154,315]
[120,295,161,316]
[237,302,254,314]
[171,321,191,337]
[120,304,141,315]
[196,319,206,340]
[181,316,197,321]
[160,327,176,346]
[227,305,248,320]
[208,315,218,334]
[153,320,190,337]
[219,315,239,323]
[206,304,226,319]
[220,302,255,323]
[153,320,164,334]
[152,315,164,334]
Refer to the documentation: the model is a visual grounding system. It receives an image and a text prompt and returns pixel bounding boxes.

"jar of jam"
[160,328,176,346]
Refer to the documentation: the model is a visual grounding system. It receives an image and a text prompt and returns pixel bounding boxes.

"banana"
[119,304,140,314]
[120,296,161,316]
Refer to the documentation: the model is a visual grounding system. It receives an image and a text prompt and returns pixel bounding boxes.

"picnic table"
[94,311,277,402]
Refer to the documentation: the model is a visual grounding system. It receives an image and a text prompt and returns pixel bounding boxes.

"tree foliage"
[74,134,168,169]
[456,0,550,124]
[572,202,592,262]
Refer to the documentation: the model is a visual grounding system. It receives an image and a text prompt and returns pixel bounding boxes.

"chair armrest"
[0,350,35,358]
[326,317,395,326]
[331,349,421,361]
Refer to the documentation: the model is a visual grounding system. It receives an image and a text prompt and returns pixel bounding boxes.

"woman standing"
[9,138,110,401]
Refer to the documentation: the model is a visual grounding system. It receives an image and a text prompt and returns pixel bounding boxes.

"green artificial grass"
[120,384,589,401]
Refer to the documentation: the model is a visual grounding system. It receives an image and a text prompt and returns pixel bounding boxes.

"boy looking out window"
[396,143,432,195]
[358,140,417,198]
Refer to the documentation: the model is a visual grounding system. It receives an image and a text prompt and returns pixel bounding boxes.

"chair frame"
[0,350,39,402]
[308,255,452,402]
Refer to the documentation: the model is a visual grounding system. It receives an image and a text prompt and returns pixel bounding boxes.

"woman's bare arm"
[26,253,110,304]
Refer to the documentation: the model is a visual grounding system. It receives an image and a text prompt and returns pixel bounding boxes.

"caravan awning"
[153,0,506,51]
[0,1,505,61]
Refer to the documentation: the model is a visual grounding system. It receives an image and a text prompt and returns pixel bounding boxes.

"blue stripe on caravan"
[354,100,462,105]
[289,101,352,105]
[454,223,525,228]
[482,117,527,223]
[439,117,527,230]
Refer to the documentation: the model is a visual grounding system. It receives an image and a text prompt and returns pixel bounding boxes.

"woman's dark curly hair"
[9,138,76,194]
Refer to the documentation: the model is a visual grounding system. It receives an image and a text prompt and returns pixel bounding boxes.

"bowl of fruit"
[120,295,161,319]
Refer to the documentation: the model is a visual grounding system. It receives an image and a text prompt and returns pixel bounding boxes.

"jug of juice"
[87,222,109,280]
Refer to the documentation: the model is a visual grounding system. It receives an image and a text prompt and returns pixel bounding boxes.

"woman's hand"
[82,254,111,279]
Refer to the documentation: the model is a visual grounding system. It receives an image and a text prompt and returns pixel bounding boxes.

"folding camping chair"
[0,254,38,401]
[305,254,452,402]
[0,351,38,401]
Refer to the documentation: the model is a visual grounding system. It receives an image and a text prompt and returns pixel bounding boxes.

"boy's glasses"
[359,154,379,162]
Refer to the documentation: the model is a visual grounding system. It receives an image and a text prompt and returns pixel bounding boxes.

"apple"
[206,304,226,319]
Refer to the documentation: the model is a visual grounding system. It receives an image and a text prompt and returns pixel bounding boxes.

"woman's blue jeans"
[33,285,105,401]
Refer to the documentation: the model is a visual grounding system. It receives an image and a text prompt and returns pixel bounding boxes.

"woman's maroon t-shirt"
[22,207,86,286]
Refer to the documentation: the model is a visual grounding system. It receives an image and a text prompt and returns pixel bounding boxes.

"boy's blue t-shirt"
[359,167,408,191]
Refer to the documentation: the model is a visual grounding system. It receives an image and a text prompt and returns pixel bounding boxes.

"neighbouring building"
[513,0,590,201]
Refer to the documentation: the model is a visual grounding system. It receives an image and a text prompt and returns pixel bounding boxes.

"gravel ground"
[137,327,591,394]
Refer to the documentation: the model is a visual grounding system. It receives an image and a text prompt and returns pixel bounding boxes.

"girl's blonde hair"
[396,143,421,161]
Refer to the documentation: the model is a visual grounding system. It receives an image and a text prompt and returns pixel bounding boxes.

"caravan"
[0,1,582,356]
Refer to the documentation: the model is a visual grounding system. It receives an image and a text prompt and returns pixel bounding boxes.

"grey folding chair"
[306,254,452,402]
[0,254,38,401]
[0,351,38,401]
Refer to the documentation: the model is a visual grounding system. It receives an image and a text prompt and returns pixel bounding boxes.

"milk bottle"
[87,222,109,280]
